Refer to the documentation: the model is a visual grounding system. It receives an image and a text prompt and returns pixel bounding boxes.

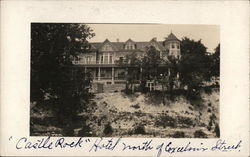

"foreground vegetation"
[31,88,219,138]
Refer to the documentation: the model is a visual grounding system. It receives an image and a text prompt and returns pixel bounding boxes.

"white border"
[0,1,249,156]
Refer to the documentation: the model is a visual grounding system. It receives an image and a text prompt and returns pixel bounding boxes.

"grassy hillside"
[31,89,219,138]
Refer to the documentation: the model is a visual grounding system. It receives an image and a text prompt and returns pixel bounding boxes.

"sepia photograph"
[30,23,220,138]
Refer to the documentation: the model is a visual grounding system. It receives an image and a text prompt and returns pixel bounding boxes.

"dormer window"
[103,44,111,51]
[125,43,135,50]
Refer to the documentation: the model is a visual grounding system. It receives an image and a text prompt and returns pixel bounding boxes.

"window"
[109,55,113,64]
[80,57,85,64]
[172,44,175,49]
[86,56,92,64]
[119,57,124,64]
[101,56,104,63]
[104,56,108,64]
[177,45,180,49]
[125,43,135,50]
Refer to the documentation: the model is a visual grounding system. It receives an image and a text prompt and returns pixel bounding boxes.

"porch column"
[108,53,110,64]
[140,67,142,80]
[98,67,101,80]
[112,67,114,84]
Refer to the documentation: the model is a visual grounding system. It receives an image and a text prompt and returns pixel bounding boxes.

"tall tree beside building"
[124,52,141,93]
[179,37,213,92]
[31,23,95,136]
[141,46,162,80]
[211,44,220,78]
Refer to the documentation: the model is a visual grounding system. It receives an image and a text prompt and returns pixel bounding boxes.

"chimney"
[116,38,119,42]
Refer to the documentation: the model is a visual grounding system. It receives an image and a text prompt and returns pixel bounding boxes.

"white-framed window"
[100,53,113,64]
[85,56,92,64]
[125,43,135,50]
[104,55,108,64]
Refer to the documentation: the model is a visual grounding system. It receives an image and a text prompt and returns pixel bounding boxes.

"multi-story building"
[73,32,181,85]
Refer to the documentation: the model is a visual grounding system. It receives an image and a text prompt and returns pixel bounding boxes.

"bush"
[177,116,193,127]
[131,103,140,109]
[194,130,207,138]
[78,124,92,137]
[103,123,113,135]
[214,123,220,137]
[133,124,146,134]
[155,114,177,128]
[173,131,185,138]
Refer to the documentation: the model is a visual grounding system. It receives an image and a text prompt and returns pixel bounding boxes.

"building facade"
[73,32,181,85]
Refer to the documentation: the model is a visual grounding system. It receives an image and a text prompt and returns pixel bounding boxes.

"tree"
[179,37,213,93]
[211,44,220,77]
[158,56,179,105]
[123,52,141,94]
[141,46,162,91]
[31,23,95,136]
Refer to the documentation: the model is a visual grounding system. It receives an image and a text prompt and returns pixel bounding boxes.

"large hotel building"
[73,32,181,85]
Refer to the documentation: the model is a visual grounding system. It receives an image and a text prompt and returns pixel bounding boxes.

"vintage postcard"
[0,0,249,157]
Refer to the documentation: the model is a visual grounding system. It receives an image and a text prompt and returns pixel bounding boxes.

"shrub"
[103,123,113,135]
[214,123,220,137]
[155,114,177,128]
[131,103,140,109]
[194,130,207,138]
[133,124,146,134]
[177,116,193,127]
[173,131,185,138]
[78,124,92,137]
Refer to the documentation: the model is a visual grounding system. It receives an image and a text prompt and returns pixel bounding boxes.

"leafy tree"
[124,52,141,93]
[179,37,213,93]
[158,56,179,104]
[211,44,220,77]
[140,46,162,91]
[31,23,95,136]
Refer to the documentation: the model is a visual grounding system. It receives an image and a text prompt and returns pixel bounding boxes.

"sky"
[87,24,220,53]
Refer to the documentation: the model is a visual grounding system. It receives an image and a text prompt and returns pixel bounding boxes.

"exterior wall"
[73,35,181,85]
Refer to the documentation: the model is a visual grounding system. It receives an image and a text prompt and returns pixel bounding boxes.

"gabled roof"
[88,32,181,52]
[91,39,120,51]
[125,38,134,43]
[148,38,165,51]
[90,41,165,52]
